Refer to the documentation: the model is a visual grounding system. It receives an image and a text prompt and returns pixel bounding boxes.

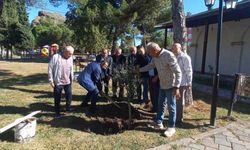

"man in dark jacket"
[127,46,137,66]
[96,48,113,95]
[136,45,150,104]
[112,48,126,98]
[77,61,109,112]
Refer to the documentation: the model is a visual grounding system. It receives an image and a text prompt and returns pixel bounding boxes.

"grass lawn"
[0,60,250,150]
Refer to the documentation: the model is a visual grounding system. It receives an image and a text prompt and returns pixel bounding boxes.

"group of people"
[48,42,193,137]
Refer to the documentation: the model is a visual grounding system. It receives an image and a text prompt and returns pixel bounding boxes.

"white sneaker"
[163,128,176,137]
[148,122,164,129]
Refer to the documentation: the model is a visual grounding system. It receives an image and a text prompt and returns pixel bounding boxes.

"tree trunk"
[171,0,193,105]
[111,27,118,54]
[0,0,3,16]
[108,25,113,44]
[10,46,13,59]
[0,46,2,59]
[6,49,9,60]
[171,0,187,51]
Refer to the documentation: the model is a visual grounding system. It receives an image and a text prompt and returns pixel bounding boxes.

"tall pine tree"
[17,0,29,26]
[0,0,18,59]
[0,0,34,59]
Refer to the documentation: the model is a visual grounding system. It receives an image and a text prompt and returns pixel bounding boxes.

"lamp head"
[224,0,238,9]
[204,0,215,10]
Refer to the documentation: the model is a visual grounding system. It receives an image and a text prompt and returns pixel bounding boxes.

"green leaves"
[32,19,73,47]
[0,0,34,52]
[66,0,171,53]
[17,0,29,26]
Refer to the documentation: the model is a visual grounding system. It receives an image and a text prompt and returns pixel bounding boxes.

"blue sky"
[27,0,223,23]
[27,2,68,23]
[184,0,219,14]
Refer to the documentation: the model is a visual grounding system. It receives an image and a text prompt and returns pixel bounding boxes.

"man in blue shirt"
[77,61,109,112]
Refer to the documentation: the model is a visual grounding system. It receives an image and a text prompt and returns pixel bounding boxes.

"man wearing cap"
[50,43,59,56]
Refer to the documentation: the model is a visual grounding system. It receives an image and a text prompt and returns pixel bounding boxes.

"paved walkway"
[149,120,250,150]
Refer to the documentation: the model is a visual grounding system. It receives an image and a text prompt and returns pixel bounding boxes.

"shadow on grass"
[1,58,49,63]
[0,73,48,87]
[0,103,54,115]
[0,69,18,77]
[8,86,53,97]
[0,130,15,142]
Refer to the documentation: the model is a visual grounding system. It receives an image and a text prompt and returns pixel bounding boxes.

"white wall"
[189,18,250,76]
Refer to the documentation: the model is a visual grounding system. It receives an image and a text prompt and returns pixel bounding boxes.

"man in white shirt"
[171,43,193,123]
[48,46,74,118]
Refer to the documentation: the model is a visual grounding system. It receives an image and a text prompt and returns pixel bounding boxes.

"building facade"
[189,18,250,76]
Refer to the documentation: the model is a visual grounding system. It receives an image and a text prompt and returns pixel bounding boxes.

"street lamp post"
[204,0,238,126]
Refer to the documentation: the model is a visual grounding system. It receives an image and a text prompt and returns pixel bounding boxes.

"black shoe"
[80,102,89,107]
[54,114,63,119]
[112,95,117,99]
[148,109,157,113]
[119,94,124,98]
[89,106,97,113]
[176,120,184,127]
[66,108,74,112]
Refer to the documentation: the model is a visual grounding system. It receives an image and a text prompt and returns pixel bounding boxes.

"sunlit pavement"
[149,120,250,150]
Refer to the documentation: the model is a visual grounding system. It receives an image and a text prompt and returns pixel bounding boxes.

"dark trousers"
[176,86,187,122]
[149,77,159,112]
[112,80,124,98]
[137,77,149,103]
[54,84,72,115]
[137,80,142,100]
[101,76,110,95]
[83,89,99,107]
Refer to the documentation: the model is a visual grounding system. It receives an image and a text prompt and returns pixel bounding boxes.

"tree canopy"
[0,0,184,58]
[66,0,171,53]
[32,18,73,47]
[0,0,34,57]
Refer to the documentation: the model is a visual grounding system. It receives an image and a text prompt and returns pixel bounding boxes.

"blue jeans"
[155,88,176,128]
[54,84,72,115]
